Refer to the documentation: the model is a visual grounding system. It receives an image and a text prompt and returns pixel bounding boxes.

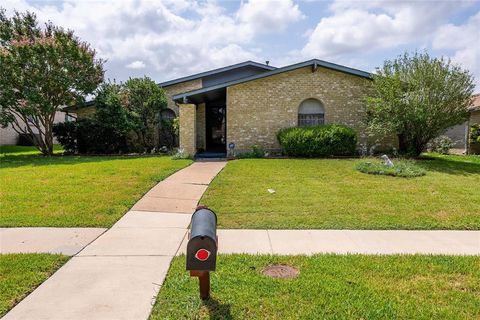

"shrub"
[52,122,77,153]
[428,135,454,154]
[277,124,357,157]
[171,148,190,160]
[355,159,426,178]
[470,123,480,144]
[236,145,266,159]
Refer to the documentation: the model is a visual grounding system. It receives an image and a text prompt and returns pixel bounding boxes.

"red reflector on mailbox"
[195,249,210,261]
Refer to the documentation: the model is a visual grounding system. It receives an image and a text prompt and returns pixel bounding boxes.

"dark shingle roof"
[159,60,276,87]
[173,59,372,102]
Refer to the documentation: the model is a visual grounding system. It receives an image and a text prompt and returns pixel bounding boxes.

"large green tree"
[0,9,104,155]
[124,77,167,152]
[366,52,474,156]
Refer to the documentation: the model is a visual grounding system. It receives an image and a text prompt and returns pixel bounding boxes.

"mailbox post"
[186,206,217,300]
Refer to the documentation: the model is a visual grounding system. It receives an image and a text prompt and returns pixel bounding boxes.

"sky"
[3,0,480,90]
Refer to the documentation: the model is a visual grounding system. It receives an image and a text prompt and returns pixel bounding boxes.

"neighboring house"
[443,94,480,154]
[0,111,73,146]
[70,59,397,156]
[467,94,480,154]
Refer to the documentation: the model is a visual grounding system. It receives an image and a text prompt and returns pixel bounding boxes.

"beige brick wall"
[227,66,395,153]
[179,104,196,155]
[470,110,480,125]
[196,103,206,150]
[163,79,203,115]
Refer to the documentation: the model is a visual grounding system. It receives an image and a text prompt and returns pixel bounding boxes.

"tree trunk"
[39,115,54,156]
[398,133,408,155]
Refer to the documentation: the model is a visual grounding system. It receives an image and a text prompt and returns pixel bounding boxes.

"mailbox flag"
[195,249,210,261]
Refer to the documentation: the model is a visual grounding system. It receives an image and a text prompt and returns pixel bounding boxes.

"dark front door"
[206,105,226,152]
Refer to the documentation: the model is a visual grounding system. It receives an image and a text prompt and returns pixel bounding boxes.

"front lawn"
[201,154,480,229]
[0,147,192,227]
[151,254,480,319]
[0,253,68,317]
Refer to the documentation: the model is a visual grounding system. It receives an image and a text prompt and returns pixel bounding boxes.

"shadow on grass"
[417,156,480,176]
[0,153,170,169]
[202,298,233,320]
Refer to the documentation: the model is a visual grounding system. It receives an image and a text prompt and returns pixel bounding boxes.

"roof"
[159,60,276,87]
[62,100,95,112]
[173,59,372,103]
[469,94,480,112]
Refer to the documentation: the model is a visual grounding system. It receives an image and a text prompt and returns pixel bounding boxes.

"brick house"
[67,59,390,156]
[443,94,480,154]
[0,111,73,146]
[467,94,480,154]
[163,59,392,157]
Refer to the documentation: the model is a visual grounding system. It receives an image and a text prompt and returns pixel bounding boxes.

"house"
[467,94,480,154]
[0,111,73,146]
[443,94,480,154]
[68,59,392,156]
[163,59,393,157]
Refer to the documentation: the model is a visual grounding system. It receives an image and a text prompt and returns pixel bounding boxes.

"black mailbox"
[186,207,217,271]
[186,207,218,300]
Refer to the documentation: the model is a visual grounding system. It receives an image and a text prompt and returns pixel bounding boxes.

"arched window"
[298,98,325,127]
[161,108,176,122]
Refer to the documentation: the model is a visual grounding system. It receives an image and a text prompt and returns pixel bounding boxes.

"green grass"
[0,147,192,227]
[0,145,64,156]
[0,254,68,317]
[151,254,480,320]
[201,154,480,229]
[356,159,426,177]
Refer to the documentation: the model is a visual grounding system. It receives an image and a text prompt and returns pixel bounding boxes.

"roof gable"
[173,59,372,103]
[159,61,275,88]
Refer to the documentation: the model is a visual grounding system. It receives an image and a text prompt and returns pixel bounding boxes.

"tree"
[366,52,474,156]
[0,9,104,155]
[124,77,167,152]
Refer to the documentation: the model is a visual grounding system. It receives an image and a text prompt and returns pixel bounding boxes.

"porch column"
[179,103,197,156]
[196,103,206,151]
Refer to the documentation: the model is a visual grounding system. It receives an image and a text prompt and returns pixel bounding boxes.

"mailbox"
[186,207,217,271]
[186,207,218,300]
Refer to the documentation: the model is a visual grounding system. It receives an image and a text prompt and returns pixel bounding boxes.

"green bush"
[52,121,77,153]
[355,159,426,178]
[428,135,454,154]
[53,118,129,154]
[236,145,265,158]
[277,124,357,157]
[171,148,191,160]
[470,123,480,144]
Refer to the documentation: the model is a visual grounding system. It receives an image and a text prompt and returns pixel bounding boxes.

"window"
[161,109,176,122]
[298,98,324,127]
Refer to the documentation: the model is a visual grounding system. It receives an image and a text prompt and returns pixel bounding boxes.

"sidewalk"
[178,230,479,255]
[3,161,226,320]
[0,228,106,255]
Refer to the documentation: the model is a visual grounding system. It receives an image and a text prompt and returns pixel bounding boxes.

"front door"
[205,105,226,152]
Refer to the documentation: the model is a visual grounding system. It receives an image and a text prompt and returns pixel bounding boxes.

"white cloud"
[126,60,146,69]
[433,12,480,90]
[237,0,304,33]
[300,1,460,59]
[2,0,303,82]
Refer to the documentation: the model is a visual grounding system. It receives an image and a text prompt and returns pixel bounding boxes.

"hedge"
[277,124,357,157]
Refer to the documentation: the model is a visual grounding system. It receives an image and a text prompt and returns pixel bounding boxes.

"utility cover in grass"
[262,265,299,278]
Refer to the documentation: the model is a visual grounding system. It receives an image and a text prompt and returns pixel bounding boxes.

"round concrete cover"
[262,265,299,279]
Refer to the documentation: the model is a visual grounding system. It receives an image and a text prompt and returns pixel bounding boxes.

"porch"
[177,87,227,158]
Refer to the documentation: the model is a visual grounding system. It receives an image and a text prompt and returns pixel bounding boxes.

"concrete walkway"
[3,161,226,320]
[0,228,106,255]
[178,230,480,256]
